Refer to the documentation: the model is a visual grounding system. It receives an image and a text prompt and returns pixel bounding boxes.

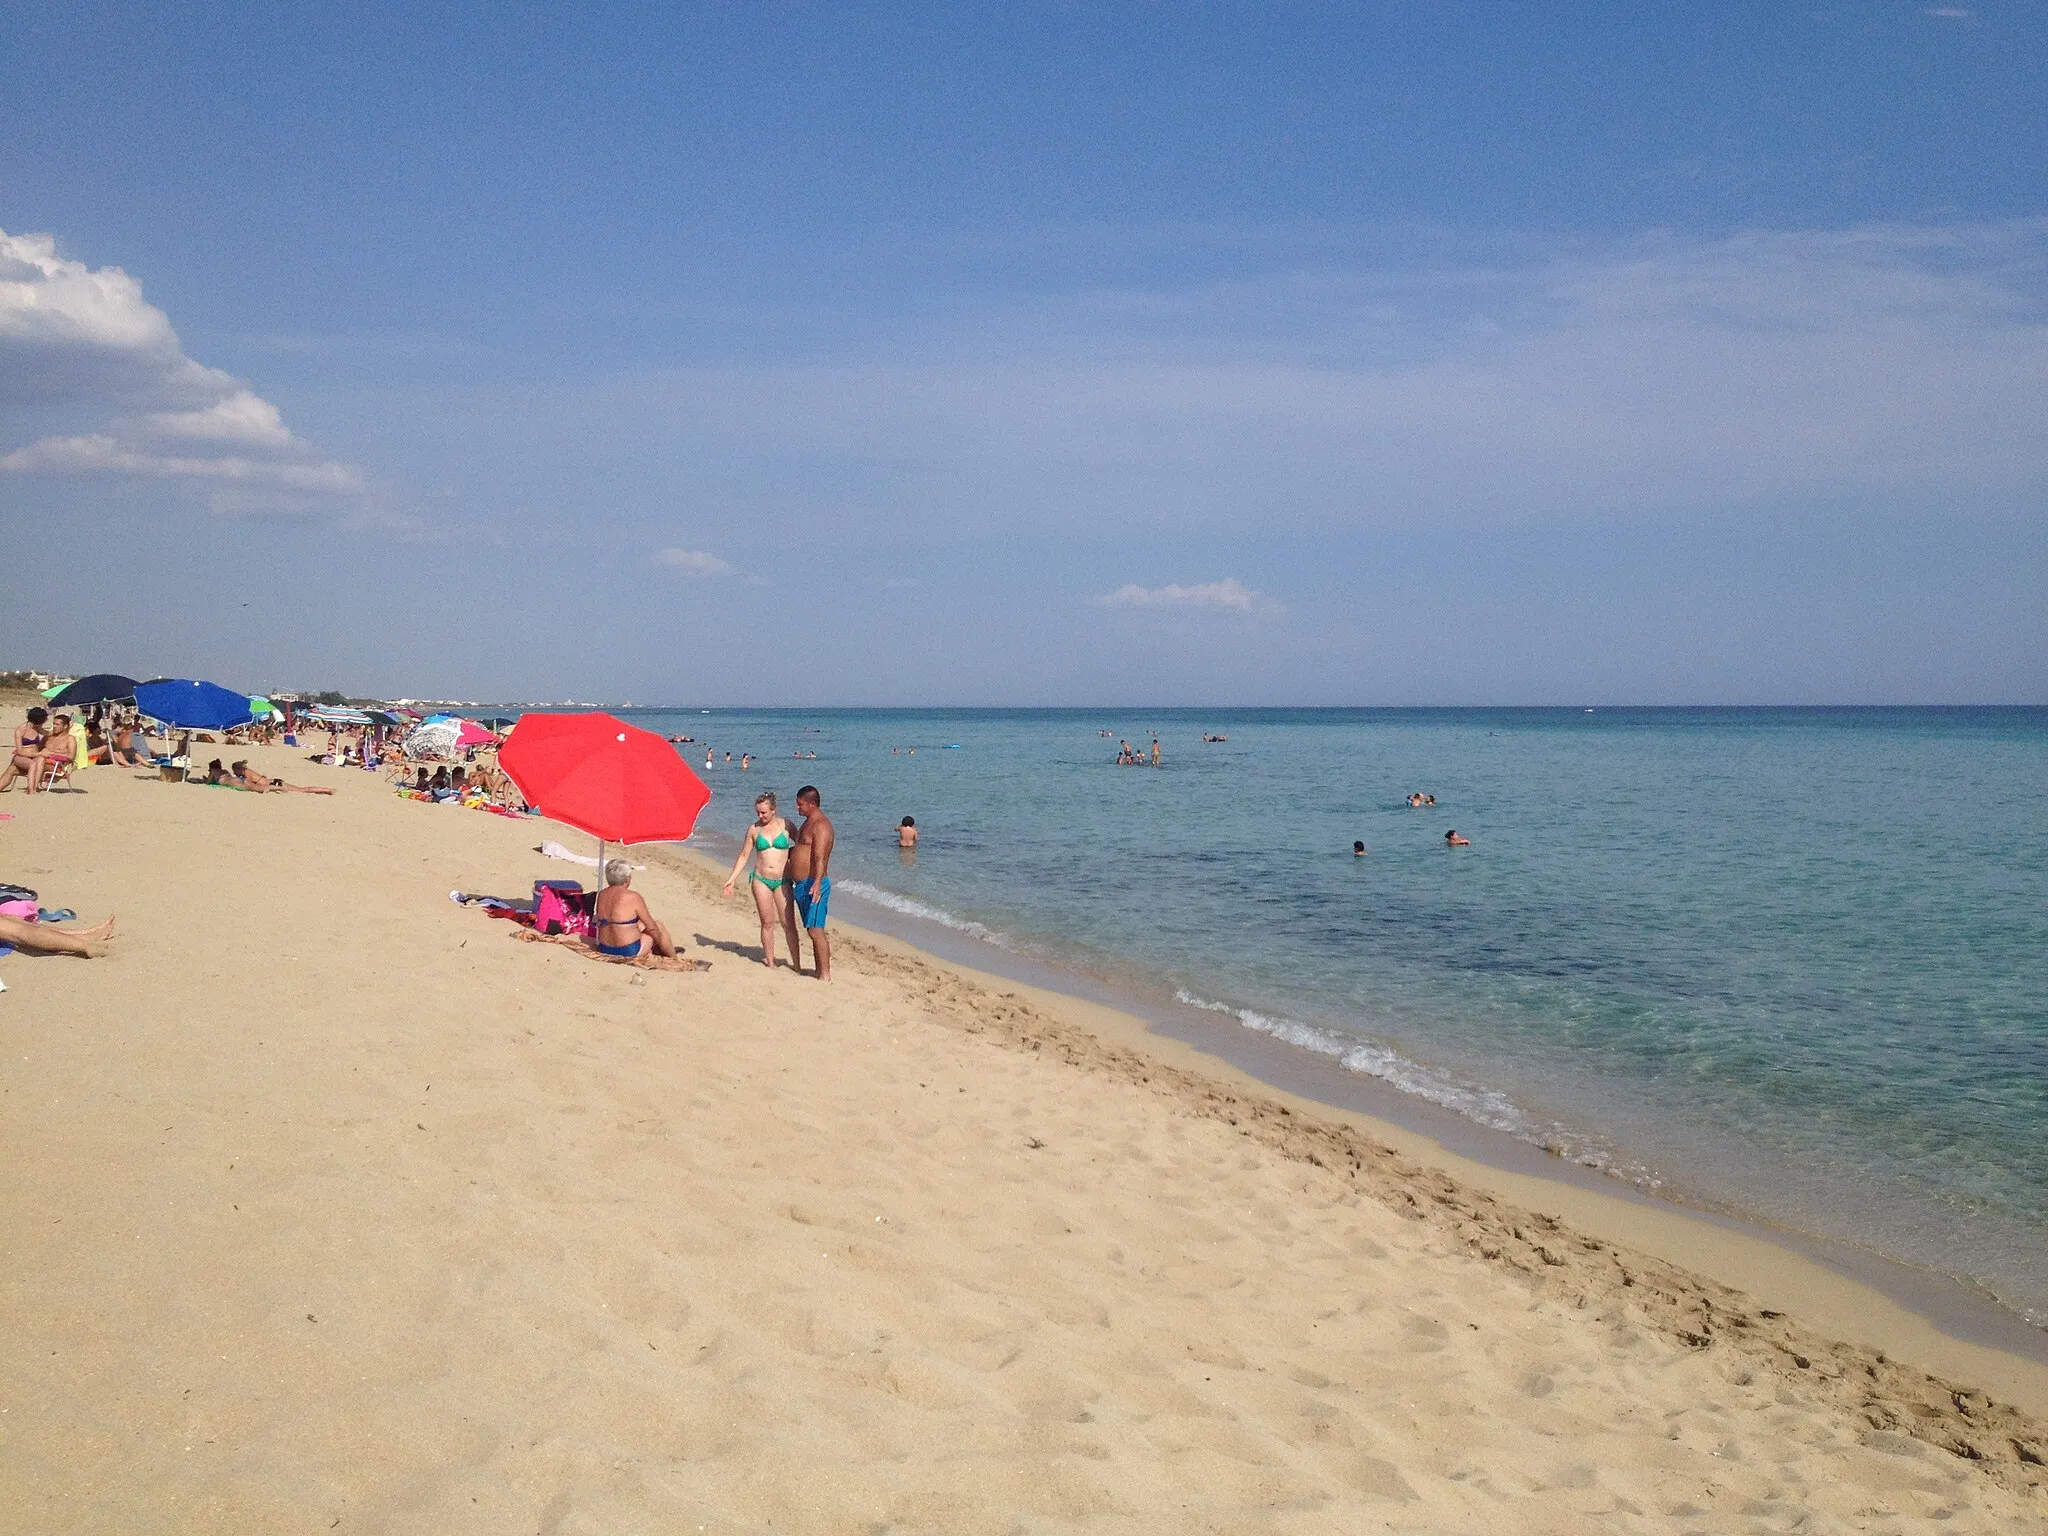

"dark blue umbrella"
[47,673,139,709]
[134,679,255,731]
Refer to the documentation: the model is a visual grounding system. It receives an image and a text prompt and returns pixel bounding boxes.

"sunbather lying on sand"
[0,912,115,957]
[231,761,335,795]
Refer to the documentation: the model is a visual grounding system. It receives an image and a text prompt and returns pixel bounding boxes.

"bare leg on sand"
[0,913,115,956]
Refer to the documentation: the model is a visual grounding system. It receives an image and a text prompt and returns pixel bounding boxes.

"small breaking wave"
[1172,989,1641,1180]
[836,881,1013,948]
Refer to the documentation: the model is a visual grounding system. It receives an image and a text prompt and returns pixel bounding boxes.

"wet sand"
[2,741,2043,1532]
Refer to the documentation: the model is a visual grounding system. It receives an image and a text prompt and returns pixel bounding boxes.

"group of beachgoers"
[719,786,838,980]
[2,706,120,959]
[1349,792,1470,856]
[396,761,524,810]
[1115,738,1162,767]
[2,705,165,793]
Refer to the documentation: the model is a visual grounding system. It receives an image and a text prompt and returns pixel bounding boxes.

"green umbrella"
[249,696,280,716]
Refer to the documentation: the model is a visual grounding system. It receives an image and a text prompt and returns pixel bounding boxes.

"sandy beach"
[3,740,2045,1534]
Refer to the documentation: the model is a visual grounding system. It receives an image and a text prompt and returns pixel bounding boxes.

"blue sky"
[3,1,2043,703]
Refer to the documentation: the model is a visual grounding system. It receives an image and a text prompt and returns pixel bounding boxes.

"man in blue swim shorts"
[784,784,836,980]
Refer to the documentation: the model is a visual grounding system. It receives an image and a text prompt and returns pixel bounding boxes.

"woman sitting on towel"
[593,860,677,961]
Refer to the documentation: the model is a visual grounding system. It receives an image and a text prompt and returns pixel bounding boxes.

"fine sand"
[3,741,2045,1534]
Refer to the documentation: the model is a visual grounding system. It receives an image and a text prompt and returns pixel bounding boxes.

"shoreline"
[6,742,2045,1526]
[667,843,2048,1415]
[679,834,2048,1381]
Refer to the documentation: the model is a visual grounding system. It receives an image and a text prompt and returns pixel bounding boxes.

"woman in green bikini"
[723,790,796,969]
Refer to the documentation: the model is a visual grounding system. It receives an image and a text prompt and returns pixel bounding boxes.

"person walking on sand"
[722,791,795,969]
[783,784,835,980]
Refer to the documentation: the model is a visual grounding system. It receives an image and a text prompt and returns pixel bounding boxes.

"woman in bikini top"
[2,709,49,794]
[721,790,795,970]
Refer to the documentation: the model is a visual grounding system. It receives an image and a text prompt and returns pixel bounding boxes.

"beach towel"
[537,840,599,866]
[512,927,702,972]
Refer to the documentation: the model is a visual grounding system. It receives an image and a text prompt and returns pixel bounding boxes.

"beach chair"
[38,757,77,792]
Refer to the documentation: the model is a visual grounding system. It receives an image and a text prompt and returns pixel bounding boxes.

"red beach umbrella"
[497,714,712,861]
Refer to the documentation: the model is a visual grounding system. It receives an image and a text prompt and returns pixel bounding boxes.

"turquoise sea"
[624,706,2047,1329]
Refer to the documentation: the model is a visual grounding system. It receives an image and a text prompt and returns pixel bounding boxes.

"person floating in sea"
[722,791,794,970]
[783,784,835,981]
[739,753,751,771]
[1354,841,1367,857]
[593,860,679,962]
[1445,830,1470,846]
[897,816,919,849]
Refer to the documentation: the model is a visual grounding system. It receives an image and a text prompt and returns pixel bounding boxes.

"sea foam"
[836,880,1013,948]
[1171,990,1637,1180]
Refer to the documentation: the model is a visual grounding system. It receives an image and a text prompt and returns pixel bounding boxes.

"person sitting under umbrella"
[112,716,152,766]
[0,707,49,793]
[35,714,80,788]
[593,860,677,962]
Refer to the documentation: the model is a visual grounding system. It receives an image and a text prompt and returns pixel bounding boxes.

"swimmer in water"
[1445,830,1470,846]
[898,816,919,848]
[1353,840,1367,857]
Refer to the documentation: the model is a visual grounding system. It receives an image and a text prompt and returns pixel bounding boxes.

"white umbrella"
[403,720,461,760]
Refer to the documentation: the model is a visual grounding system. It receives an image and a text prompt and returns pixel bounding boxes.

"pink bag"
[0,899,37,922]
[531,885,590,938]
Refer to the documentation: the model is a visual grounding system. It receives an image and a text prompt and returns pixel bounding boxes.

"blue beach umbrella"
[133,678,256,732]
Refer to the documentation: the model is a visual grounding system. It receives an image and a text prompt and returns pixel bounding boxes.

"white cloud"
[654,547,732,576]
[0,432,363,492]
[0,229,365,511]
[144,389,294,446]
[1102,578,1262,613]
